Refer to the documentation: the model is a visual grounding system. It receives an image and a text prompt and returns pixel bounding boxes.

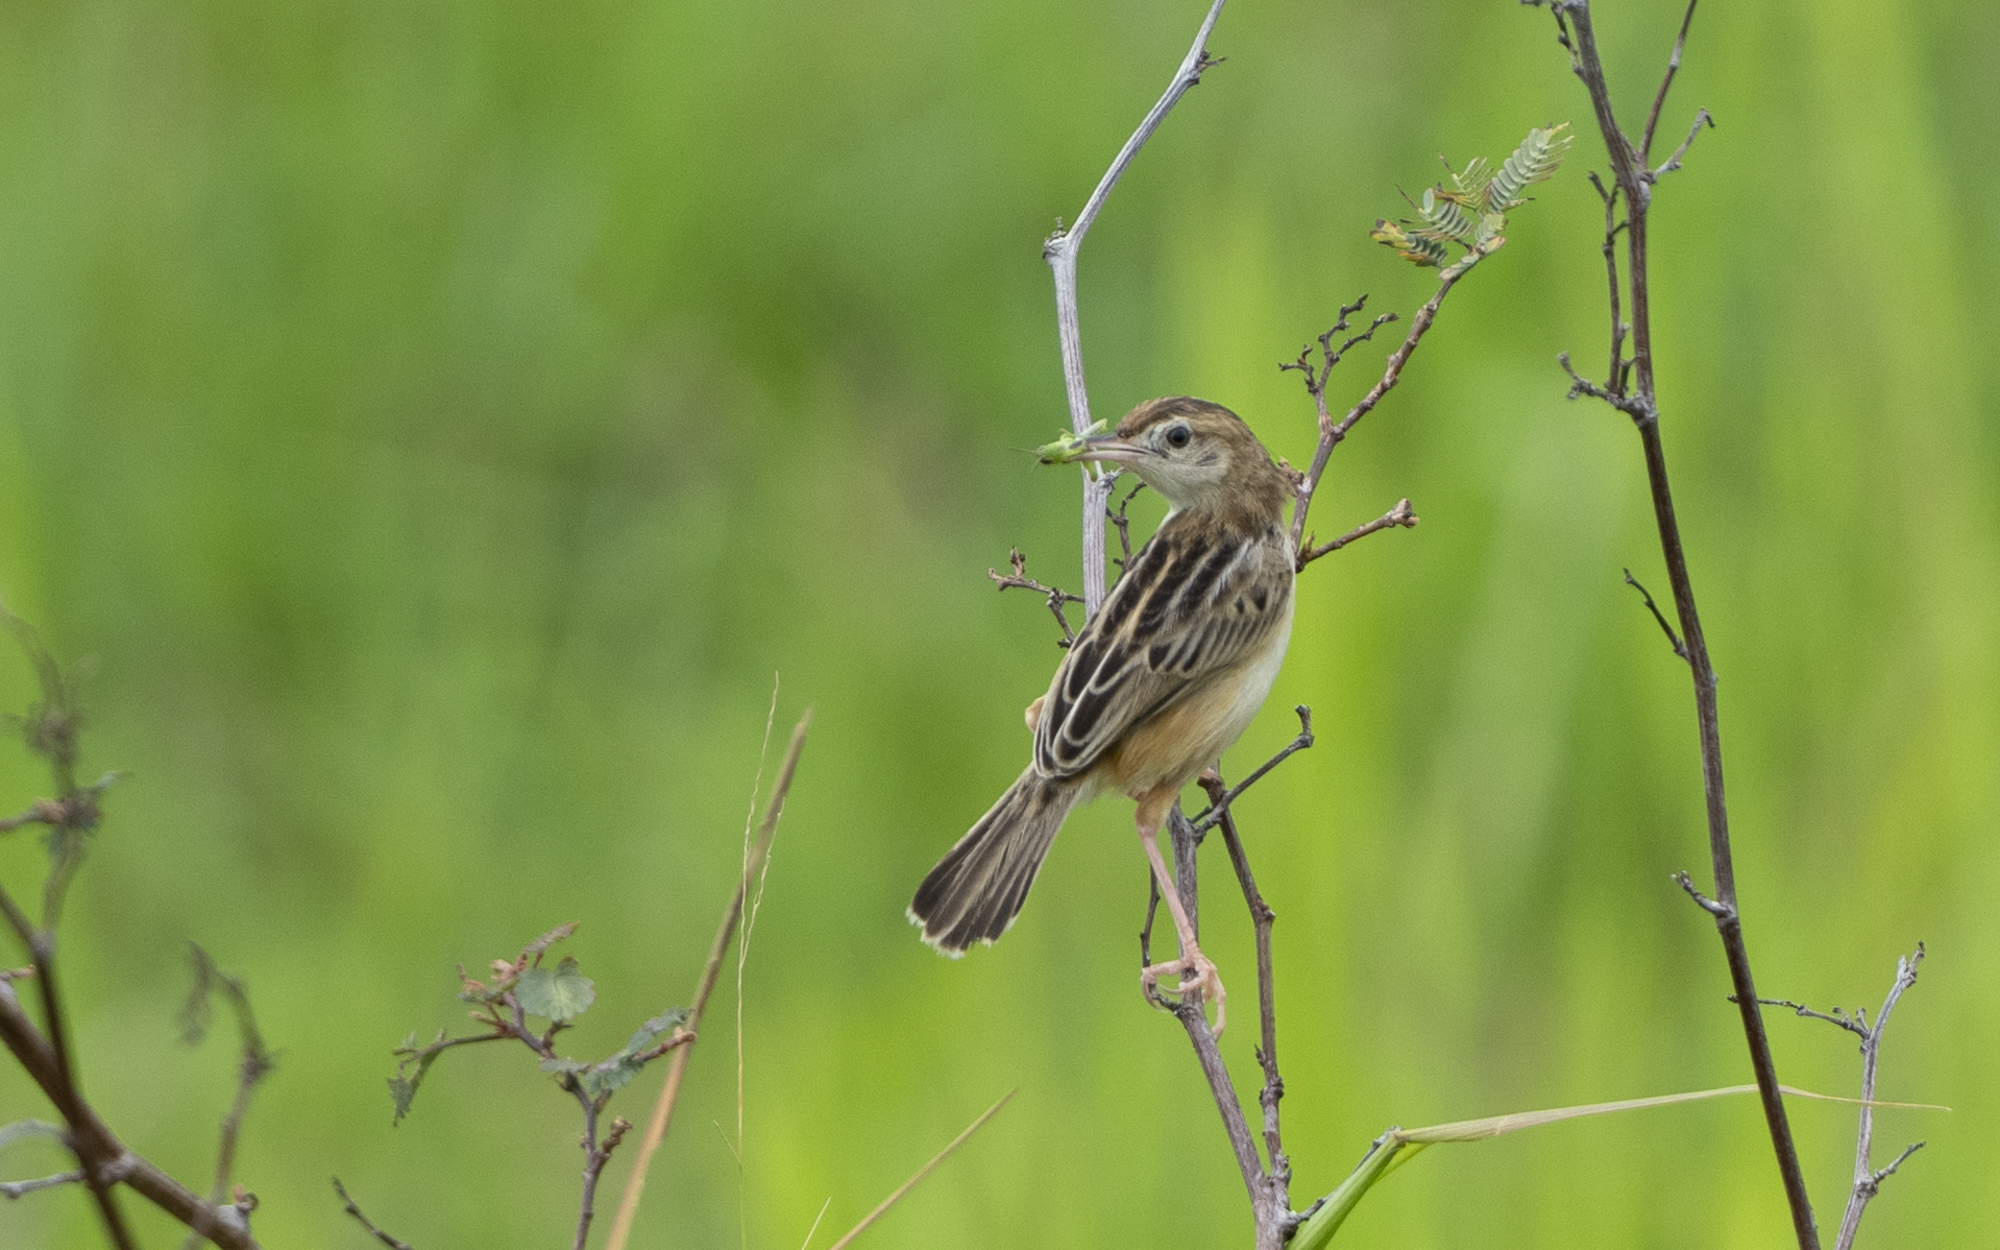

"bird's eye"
[1165,425,1192,449]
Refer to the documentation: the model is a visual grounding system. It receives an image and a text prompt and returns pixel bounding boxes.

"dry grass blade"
[604,709,812,1250]
[824,1090,1016,1250]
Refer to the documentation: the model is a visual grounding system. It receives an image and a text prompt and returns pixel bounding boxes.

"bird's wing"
[1034,517,1292,779]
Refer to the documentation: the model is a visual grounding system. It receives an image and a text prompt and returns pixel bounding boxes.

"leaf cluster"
[1371,124,1572,278]
[387,923,689,1124]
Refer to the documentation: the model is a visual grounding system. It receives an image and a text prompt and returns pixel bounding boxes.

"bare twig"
[1201,772,1290,1219]
[1159,806,1293,1248]
[179,946,276,1250]
[1621,568,1688,661]
[1640,0,1699,163]
[1585,172,1629,393]
[823,1090,1015,1250]
[1189,707,1316,834]
[605,712,812,1250]
[1291,270,1469,564]
[1297,501,1418,568]
[1651,108,1714,181]
[1043,0,1229,616]
[1834,946,1925,1250]
[1,1170,83,1199]
[575,1114,631,1250]
[1108,479,1145,578]
[1536,1,1818,1242]
[333,1178,415,1250]
[988,549,1084,646]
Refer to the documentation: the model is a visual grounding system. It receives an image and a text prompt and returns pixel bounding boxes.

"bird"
[909,396,1297,1031]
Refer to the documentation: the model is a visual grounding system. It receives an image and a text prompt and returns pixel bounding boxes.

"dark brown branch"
[1297,500,1418,568]
[333,1178,415,1250]
[1621,568,1688,661]
[988,549,1084,646]
[1585,172,1630,393]
[1291,271,1467,566]
[1044,0,1229,616]
[1542,1,1819,1243]
[1201,773,1289,1221]
[0,978,260,1247]
[1189,707,1315,834]
[1108,479,1145,580]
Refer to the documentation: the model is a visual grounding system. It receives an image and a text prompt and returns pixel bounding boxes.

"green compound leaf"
[1369,219,1449,268]
[1485,123,1573,212]
[515,956,596,1022]
[1374,124,1571,272]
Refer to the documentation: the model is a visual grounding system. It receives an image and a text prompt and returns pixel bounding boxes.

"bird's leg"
[1135,816,1226,1035]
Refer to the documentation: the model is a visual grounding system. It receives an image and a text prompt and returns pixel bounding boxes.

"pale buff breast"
[1098,578,1295,802]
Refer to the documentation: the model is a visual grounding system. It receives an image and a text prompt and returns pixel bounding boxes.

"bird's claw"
[1139,952,1227,1036]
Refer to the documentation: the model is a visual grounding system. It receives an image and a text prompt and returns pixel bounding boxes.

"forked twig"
[1044,0,1229,617]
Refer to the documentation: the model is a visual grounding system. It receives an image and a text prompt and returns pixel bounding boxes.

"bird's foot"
[1140,950,1227,1036]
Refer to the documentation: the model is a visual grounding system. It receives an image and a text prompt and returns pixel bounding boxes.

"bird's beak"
[1069,434,1153,465]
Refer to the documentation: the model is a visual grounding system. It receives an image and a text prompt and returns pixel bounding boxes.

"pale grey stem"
[1043,0,1228,615]
[1834,946,1925,1250]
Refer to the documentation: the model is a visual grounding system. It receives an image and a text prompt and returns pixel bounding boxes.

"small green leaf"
[388,1076,417,1122]
[624,1007,690,1055]
[516,956,595,1022]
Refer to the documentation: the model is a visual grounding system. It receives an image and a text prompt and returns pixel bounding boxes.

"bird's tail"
[909,767,1082,955]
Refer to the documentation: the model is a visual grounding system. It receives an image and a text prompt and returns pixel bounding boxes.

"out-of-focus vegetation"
[0,0,1993,1245]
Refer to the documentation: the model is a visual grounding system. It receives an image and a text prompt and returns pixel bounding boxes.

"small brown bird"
[909,396,1297,1029]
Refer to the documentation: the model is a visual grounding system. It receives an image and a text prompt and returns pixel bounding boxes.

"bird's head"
[1067,397,1286,516]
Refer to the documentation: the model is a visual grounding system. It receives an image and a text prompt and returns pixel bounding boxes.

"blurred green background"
[0,0,1993,1244]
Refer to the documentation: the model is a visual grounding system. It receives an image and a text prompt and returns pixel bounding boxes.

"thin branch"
[1543,1,1819,1242]
[1559,351,1648,418]
[1291,270,1468,564]
[1754,997,1868,1039]
[1108,479,1144,579]
[988,549,1084,646]
[1640,0,1699,162]
[1297,500,1418,568]
[575,1114,630,1250]
[180,947,276,1250]
[605,712,811,1250]
[1189,707,1315,834]
[1650,108,1714,181]
[333,1178,415,1250]
[1164,807,1262,1182]
[1043,0,1229,617]
[823,1090,1015,1250]
[1,1170,83,1199]
[1835,946,1925,1250]
[1585,172,1629,394]
[1621,568,1688,661]
[1201,772,1290,1221]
